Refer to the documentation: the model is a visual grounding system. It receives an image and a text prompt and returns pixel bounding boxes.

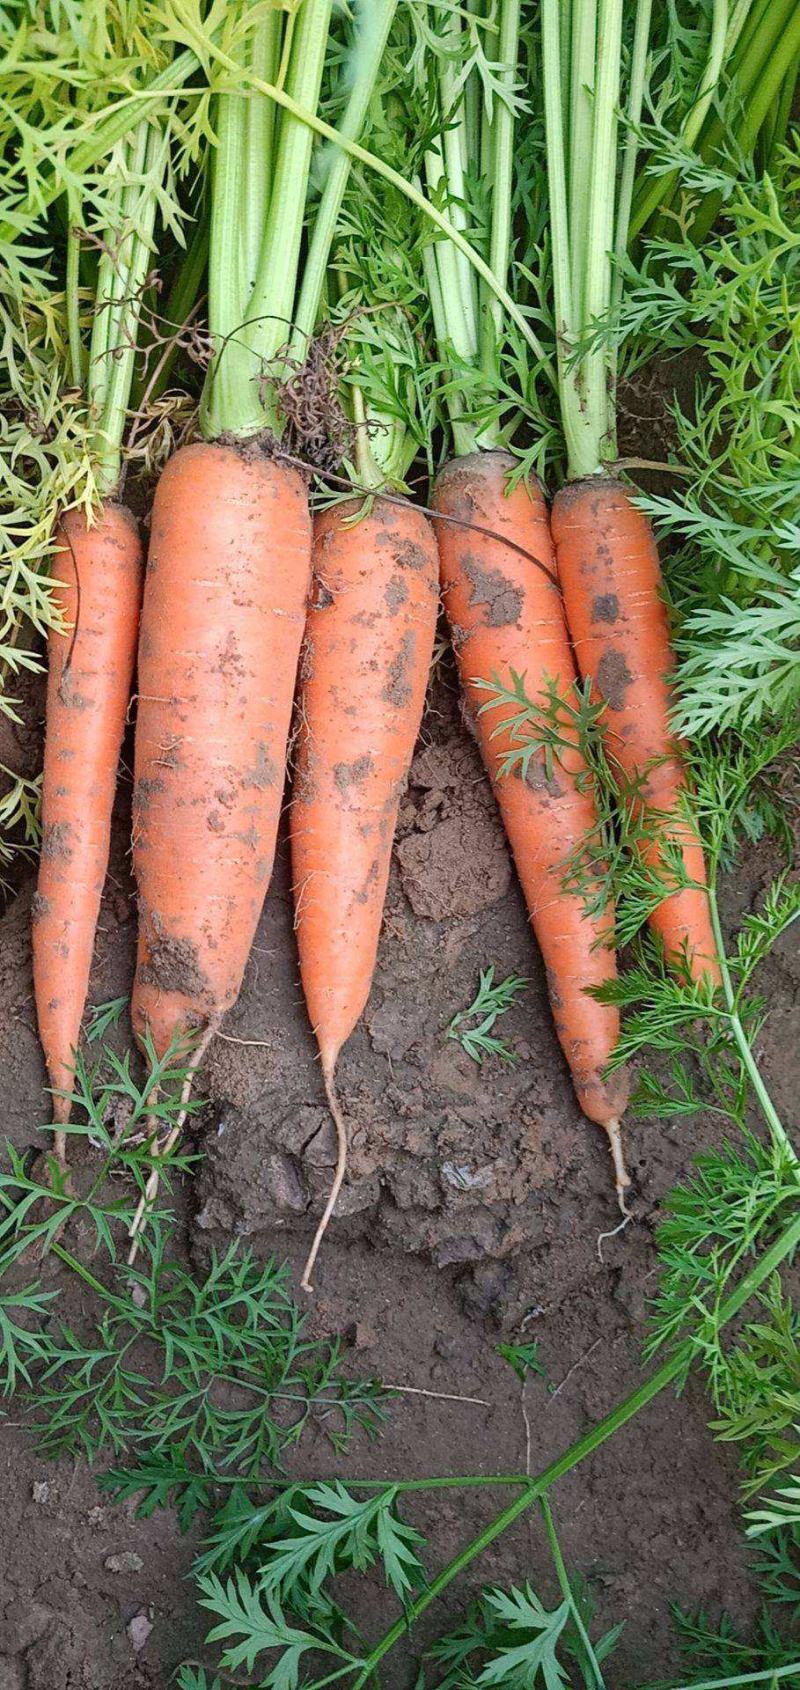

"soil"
[0,583,798,1688]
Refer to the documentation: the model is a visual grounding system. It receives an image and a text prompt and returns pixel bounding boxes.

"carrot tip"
[604,1116,632,1218]
[299,1057,348,1295]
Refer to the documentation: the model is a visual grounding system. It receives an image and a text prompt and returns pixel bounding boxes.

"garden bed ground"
[0,630,797,1690]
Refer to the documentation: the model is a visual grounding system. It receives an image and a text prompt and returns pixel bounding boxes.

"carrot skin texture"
[551,478,719,983]
[434,452,628,1131]
[291,499,439,1071]
[33,503,143,1125]
[132,442,312,1055]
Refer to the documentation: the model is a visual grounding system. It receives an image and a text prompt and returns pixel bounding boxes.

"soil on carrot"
[0,638,797,1690]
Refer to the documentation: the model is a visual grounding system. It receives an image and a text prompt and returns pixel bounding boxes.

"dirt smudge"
[463,557,522,627]
[597,648,634,710]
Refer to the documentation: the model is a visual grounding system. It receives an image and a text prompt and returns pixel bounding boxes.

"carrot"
[33,504,143,1163]
[291,497,438,1289]
[434,451,630,1200]
[551,478,720,984]
[131,441,312,1059]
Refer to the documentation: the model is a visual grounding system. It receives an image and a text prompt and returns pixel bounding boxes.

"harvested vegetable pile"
[1,2,799,1686]
[0,0,795,1283]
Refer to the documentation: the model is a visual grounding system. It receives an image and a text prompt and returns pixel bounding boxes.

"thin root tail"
[605,1117,632,1218]
[300,1058,347,1295]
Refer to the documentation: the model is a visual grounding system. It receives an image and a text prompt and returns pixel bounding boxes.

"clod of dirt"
[0,1656,24,1690]
[139,912,210,998]
[127,1611,153,1653]
[262,1152,308,1215]
[397,812,511,919]
[303,1118,339,1168]
[104,1553,144,1575]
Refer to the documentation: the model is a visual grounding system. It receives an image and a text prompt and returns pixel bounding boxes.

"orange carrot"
[291,497,438,1288]
[551,477,720,984]
[33,503,143,1163]
[131,442,312,1059]
[434,451,630,1198]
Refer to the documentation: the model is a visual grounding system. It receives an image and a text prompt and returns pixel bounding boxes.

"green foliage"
[31,1236,385,1486]
[447,965,528,1065]
[0,1033,386,1521]
[624,148,800,740]
[665,1602,800,1689]
[496,1340,549,1387]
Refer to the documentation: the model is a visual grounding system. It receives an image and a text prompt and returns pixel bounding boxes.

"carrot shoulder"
[131,441,312,1057]
[33,503,143,1156]
[551,477,719,984]
[291,497,439,1285]
[434,452,629,1186]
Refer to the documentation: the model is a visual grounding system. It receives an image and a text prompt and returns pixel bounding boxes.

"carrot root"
[551,476,720,985]
[300,1059,348,1295]
[433,452,628,1139]
[604,1116,631,1217]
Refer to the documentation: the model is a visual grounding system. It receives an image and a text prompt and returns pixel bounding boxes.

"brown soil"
[0,650,797,1688]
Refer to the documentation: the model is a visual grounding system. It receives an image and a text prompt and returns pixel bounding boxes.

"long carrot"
[131,442,311,1057]
[551,479,720,983]
[33,505,143,1162]
[435,452,630,1198]
[539,0,719,986]
[291,498,438,1289]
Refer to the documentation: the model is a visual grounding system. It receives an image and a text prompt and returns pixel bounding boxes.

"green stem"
[435,5,479,354]
[668,1666,800,1690]
[568,0,597,320]
[763,44,800,166]
[478,0,521,444]
[142,214,209,408]
[86,168,124,421]
[350,1484,541,1689]
[541,0,578,463]
[611,0,652,316]
[348,1208,800,1687]
[541,1497,606,1690]
[65,196,83,391]
[707,886,797,1161]
[242,13,281,297]
[290,0,398,362]
[689,1,800,242]
[218,39,553,376]
[4,38,553,392]
[684,0,730,146]
[227,0,334,436]
[694,0,799,174]
[629,0,757,240]
[203,13,280,440]
[580,0,623,472]
[93,119,164,497]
